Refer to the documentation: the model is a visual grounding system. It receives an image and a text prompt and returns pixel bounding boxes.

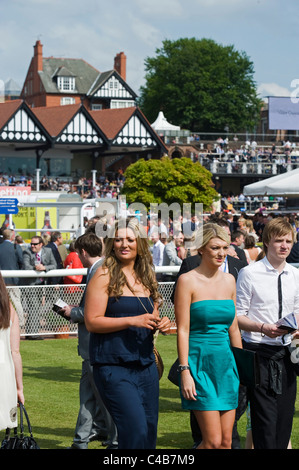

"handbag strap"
[4,427,17,439]
[19,402,34,438]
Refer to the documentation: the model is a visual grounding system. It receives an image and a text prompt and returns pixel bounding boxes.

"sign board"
[0,186,31,197]
[0,198,19,214]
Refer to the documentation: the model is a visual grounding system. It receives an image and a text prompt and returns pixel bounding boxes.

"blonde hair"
[194,223,230,252]
[103,217,162,304]
[245,219,254,232]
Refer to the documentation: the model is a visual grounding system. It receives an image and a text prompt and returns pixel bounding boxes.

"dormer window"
[52,66,76,92]
[57,76,75,92]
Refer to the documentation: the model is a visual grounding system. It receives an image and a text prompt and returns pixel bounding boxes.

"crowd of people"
[1,209,299,450]
[192,138,299,178]
[190,136,299,163]
[0,171,125,199]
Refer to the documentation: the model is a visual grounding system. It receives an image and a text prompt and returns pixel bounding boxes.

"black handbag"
[1,403,39,450]
[167,358,179,387]
[232,347,260,388]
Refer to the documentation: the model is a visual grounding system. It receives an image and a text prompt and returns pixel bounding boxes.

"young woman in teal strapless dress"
[174,223,243,449]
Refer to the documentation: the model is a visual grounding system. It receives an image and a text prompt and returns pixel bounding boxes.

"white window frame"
[110,100,136,109]
[57,76,75,92]
[61,97,76,106]
[109,77,119,90]
[91,104,103,110]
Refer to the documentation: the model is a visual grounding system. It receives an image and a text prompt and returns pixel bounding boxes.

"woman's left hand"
[156,316,171,334]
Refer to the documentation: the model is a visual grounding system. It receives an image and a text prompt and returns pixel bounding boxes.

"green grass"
[1,334,299,449]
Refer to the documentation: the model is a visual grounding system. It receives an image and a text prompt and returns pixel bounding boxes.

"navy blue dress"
[90,296,159,449]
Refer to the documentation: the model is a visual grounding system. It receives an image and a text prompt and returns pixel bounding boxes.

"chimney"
[34,40,43,72]
[114,52,126,81]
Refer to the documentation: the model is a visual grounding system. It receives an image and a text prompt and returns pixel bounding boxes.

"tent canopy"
[151,111,180,132]
[243,168,299,197]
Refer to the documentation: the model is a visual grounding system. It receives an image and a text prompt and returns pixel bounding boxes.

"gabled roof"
[31,103,82,137]
[0,99,22,129]
[90,107,136,139]
[40,58,100,94]
[52,66,76,78]
[0,99,51,144]
[0,100,167,153]
[90,106,167,151]
[88,70,137,99]
[32,103,108,146]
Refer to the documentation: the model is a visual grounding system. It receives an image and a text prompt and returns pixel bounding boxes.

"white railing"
[2,267,179,338]
[199,158,299,176]
[3,264,298,338]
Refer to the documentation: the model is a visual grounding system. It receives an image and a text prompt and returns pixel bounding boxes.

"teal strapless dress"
[180,299,239,411]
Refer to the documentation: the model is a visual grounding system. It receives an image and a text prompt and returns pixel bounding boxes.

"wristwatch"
[177,365,190,373]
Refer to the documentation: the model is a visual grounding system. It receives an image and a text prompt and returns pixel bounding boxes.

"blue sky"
[1,0,298,101]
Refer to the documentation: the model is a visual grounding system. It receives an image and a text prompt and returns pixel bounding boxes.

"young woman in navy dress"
[85,217,170,449]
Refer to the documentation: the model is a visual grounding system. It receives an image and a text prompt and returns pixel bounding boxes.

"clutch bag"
[232,347,260,388]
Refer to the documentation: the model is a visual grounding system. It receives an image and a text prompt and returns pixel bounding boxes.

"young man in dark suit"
[61,232,117,449]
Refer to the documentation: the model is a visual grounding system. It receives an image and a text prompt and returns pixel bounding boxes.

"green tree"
[121,156,218,211]
[139,38,262,133]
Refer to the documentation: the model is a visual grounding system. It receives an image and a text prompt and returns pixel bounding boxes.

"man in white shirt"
[151,231,164,281]
[237,217,299,449]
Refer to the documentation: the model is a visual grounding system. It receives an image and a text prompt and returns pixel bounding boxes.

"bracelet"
[177,364,190,373]
[261,323,265,337]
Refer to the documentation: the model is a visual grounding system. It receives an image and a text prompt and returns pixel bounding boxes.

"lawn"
[1,334,299,450]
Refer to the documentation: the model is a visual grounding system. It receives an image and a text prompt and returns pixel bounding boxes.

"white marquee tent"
[243,168,299,197]
[151,111,180,132]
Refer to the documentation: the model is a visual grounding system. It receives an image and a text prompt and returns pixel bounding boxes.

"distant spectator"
[63,241,84,293]
[243,234,262,264]
[47,232,64,284]
[286,233,299,264]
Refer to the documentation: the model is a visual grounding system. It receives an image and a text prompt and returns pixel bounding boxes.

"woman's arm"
[174,274,197,401]
[10,304,24,404]
[84,268,159,334]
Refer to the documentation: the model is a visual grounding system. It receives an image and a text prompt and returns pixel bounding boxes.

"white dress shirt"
[236,256,299,346]
[152,240,164,266]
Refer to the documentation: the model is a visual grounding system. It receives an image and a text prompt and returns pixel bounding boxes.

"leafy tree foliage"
[121,156,218,211]
[139,38,262,133]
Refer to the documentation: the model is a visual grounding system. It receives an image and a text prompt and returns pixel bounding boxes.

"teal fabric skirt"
[180,299,239,411]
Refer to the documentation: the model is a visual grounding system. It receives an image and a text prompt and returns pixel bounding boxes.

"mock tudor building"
[0,42,167,180]
[21,40,137,111]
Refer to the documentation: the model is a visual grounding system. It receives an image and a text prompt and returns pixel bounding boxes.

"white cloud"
[257,83,291,99]
[133,0,184,18]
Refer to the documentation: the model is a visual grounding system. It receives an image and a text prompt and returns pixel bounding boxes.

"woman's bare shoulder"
[90,265,109,286]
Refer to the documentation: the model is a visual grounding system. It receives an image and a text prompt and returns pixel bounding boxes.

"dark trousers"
[245,342,297,449]
[93,362,159,449]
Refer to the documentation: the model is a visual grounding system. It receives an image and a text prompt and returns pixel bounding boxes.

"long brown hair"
[0,273,11,329]
[103,217,162,305]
